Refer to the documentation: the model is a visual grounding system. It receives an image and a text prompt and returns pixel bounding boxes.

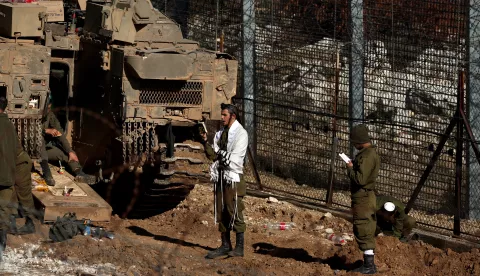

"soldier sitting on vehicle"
[375,195,417,242]
[40,98,96,186]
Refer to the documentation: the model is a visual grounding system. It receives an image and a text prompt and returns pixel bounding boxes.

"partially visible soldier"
[200,103,248,259]
[346,124,380,275]
[375,195,417,242]
[8,141,37,235]
[0,97,18,257]
[40,99,96,186]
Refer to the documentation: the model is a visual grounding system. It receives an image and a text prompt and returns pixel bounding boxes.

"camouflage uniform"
[0,113,17,224]
[375,195,416,239]
[9,142,36,234]
[348,145,380,251]
[0,112,17,252]
[41,111,81,173]
[13,142,35,218]
[346,124,380,275]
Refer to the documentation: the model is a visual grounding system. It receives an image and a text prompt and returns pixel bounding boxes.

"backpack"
[48,212,87,242]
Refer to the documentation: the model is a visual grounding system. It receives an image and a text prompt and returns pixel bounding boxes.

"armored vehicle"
[0,0,238,220]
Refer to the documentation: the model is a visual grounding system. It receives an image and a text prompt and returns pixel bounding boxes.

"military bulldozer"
[0,0,238,220]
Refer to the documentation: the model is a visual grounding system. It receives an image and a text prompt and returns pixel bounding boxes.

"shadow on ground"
[128,225,215,251]
[252,242,361,271]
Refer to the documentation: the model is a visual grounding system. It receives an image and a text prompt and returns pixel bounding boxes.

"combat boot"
[40,160,55,186]
[205,231,232,259]
[228,232,244,257]
[17,217,35,235]
[71,163,97,185]
[8,215,17,235]
[351,254,377,274]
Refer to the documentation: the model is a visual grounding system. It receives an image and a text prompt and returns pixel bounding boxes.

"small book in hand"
[339,153,351,163]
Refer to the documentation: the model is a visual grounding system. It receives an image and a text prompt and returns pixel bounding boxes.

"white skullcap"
[384,202,395,212]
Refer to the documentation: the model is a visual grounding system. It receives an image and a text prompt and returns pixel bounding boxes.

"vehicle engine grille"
[139,81,203,106]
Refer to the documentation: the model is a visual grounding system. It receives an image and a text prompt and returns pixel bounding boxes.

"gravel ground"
[1,183,479,275]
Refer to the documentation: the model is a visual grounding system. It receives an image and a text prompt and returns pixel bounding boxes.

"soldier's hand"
[346,161,353,168]
[69,152,79,162]
[200,132,207,143]
[45,128,62,137]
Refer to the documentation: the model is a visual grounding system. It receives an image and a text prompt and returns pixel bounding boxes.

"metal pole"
[405,116,457,214]
[454,70,465,236]
[467,0,480,219]
[215,0,219,52]
[243,0,256,152]
[327,49,340,205]
[349,0,365,157]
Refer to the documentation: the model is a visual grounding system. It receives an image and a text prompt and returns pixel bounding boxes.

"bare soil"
[5,183,480,276]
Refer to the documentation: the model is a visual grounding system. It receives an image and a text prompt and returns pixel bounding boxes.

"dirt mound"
[10,183,480,275]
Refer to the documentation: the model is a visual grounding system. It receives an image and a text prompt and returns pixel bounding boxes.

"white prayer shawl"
[209,120,248,185]
[209,120,248,228]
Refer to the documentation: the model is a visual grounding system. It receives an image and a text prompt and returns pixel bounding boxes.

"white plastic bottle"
[328,233,346,245]
[264,222,296,230]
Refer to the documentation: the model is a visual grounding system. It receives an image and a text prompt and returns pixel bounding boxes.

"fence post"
[467,0,480,219]
[349,0,365,157]
[243,0,256,155]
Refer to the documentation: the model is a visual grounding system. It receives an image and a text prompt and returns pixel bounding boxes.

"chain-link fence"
[153,0,480,240]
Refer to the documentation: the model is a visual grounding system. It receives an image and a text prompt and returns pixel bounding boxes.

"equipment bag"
[48,212,86,242]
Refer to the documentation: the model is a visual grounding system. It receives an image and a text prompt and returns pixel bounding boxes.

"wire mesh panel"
[253,0,351,204]
[149,0,480,240]
[362,0,471,237]
[139,81,204,106]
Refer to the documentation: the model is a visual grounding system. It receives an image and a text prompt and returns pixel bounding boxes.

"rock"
[471,248,479,254]
[267,196,279,203]
[315,225,325,231]
[446,248,453,256]
[342,233,354,241]
[325,228,334,234]
[322,212,333,219]
[127,265,141,276]
[201,220,208,225]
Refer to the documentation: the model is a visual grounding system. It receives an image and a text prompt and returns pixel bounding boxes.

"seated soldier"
[375,195,417,242]
[40,102,96,186]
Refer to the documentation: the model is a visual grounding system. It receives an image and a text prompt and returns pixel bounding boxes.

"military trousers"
[402,215,416,237]
[215,174,246,233]
[351,190,376,251]
[42,144,81,174]
[0,186,14,230]
[11,155,35,220]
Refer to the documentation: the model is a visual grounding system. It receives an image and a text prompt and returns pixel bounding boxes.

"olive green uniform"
[375,195,416,238]
[0,113,17,230]
[41,111,80,172]
[347,145,380,251]
[11,142,35,220]
[204,128,246,233]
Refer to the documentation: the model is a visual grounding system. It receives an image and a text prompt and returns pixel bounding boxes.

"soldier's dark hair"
[0,97,7,111]
[221,103,238,118]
